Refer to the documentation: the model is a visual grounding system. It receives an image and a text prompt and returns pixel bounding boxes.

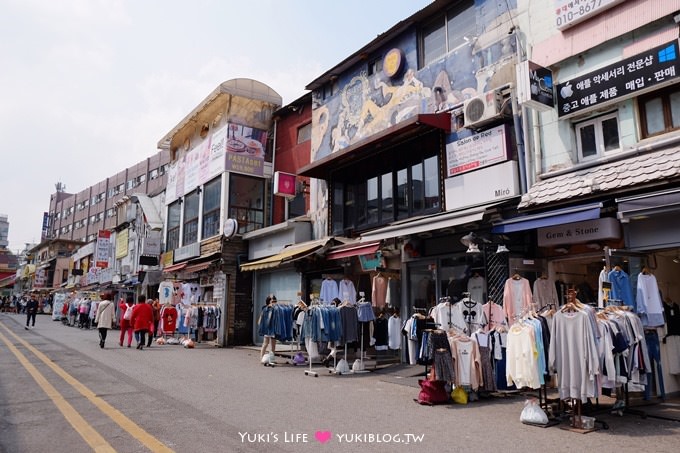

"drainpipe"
[270,119,278,227]
[511,89,528,194]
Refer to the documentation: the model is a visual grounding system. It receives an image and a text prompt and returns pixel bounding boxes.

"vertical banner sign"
[41,212,50,241]
[96,230,111,269]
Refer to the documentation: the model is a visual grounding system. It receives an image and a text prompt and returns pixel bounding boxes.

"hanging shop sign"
[273,171,297,197]
[143,232,161,255]
[537,217,621,247]
[557,40,680,117]
[115,228,129,259]
[446,124,510,176]
[517,60,555,111]
[383,48,405,79]
[95,230,111,269]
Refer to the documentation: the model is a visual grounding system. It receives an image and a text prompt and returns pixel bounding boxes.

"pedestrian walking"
[130,295,153,350]
[119,296,134,347]
[94,293,115,348]
[24,294,39,330]
[150,298,161,342]
[258,295,277,360]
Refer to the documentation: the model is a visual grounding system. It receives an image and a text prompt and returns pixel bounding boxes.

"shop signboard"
[517,60,555,111]
[554,0,626,31]
[445,160,519,211]
[537,217,621,247]
[115,228,129,259]
[557,40,680,117]
[95,230,111,269]
[446,124,509,176]
[174,242,200,262]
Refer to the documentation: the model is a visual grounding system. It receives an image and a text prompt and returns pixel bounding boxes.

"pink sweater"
[503,277,533,322]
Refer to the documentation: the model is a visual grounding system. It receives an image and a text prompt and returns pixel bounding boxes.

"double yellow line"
[0,321,174,453]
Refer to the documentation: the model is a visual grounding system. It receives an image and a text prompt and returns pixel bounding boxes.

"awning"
[131,193,164,231]
[616,187,680,222]
[141,270,163,287]
[240,238,330,272]
[491,202,603,234]
[163,262,187,273]
[360,205,491,243]
[184,261,214,274]
[0,275,16,288]
[298,113,451,179]
[325,241,381,260]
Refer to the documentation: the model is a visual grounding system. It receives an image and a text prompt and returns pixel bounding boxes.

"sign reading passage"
[446,124,509,177]
[557,40,680,117]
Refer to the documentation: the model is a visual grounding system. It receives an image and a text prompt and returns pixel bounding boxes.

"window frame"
[201,177,222,239]
[182,190,200,246]
[638,84,680,138]
[419,0,476,68]
[574,111,620,162]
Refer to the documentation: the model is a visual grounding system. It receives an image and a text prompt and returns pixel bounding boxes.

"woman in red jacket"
[130,295,153,350]
[119,296,134,348]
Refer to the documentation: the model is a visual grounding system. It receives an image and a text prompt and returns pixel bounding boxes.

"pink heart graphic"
[315,431,332,443]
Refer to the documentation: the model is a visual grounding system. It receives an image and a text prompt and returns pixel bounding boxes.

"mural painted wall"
[309,0,519,239]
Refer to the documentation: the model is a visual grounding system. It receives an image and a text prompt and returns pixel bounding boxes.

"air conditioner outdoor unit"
[463,90,503,129]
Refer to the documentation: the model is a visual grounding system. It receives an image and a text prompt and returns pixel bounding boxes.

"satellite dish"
[223,218,238,239]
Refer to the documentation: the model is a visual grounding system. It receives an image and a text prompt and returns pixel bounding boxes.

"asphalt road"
[1,312,679,453]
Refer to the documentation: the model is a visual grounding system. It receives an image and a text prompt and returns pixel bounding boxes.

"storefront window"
[329,131,441,234]
[183,190,199,245]
[381,172,393,221]
[424,156,439,210]
[202,177,221,239]
[229,174,264,234]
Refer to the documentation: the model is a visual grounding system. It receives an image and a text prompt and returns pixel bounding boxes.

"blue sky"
[0,0,432,253]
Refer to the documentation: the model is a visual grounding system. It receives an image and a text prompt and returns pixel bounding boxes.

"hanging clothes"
[320,278,339,305]
[339,278,357,304]
[467,274,486,305]
[636,272,664,327]
[371,273,388,308]
[387,314,401,350]
[549,307,601,402]
[385,277,400,308]
[503,276,533,323]
[533,276,558,311]
[608,267,635,308]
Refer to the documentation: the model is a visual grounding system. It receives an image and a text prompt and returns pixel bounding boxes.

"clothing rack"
[304,300,334,377]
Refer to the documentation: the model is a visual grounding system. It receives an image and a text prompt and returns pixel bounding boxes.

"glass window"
[575,112,619,161]
[644,97,664,135]
[411,162,424,212]
[578,124,598,159]
[183,190,200,245]
[381,172,393,222]
[424,156,439,210]
[332,183,344,235]
[202,177,221,239]
[166,200,181,251]
[397,168,408,219]
[422,19,446,67]
[367,177,379,224]
[297,123,312,144]
[229,174,264,234]
[421,0,475,68]
[447,3,476,52]
[640,85,680,137]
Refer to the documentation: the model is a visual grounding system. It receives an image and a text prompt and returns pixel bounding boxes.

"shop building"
[507,0,680,395]
[286,0,527,364]
[157,79,282,347]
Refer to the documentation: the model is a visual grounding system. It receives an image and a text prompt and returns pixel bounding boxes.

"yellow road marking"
[0,321,174,453]
[0,326,116,452]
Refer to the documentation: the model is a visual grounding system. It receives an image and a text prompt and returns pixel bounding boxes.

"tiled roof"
[519,147,680,209]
